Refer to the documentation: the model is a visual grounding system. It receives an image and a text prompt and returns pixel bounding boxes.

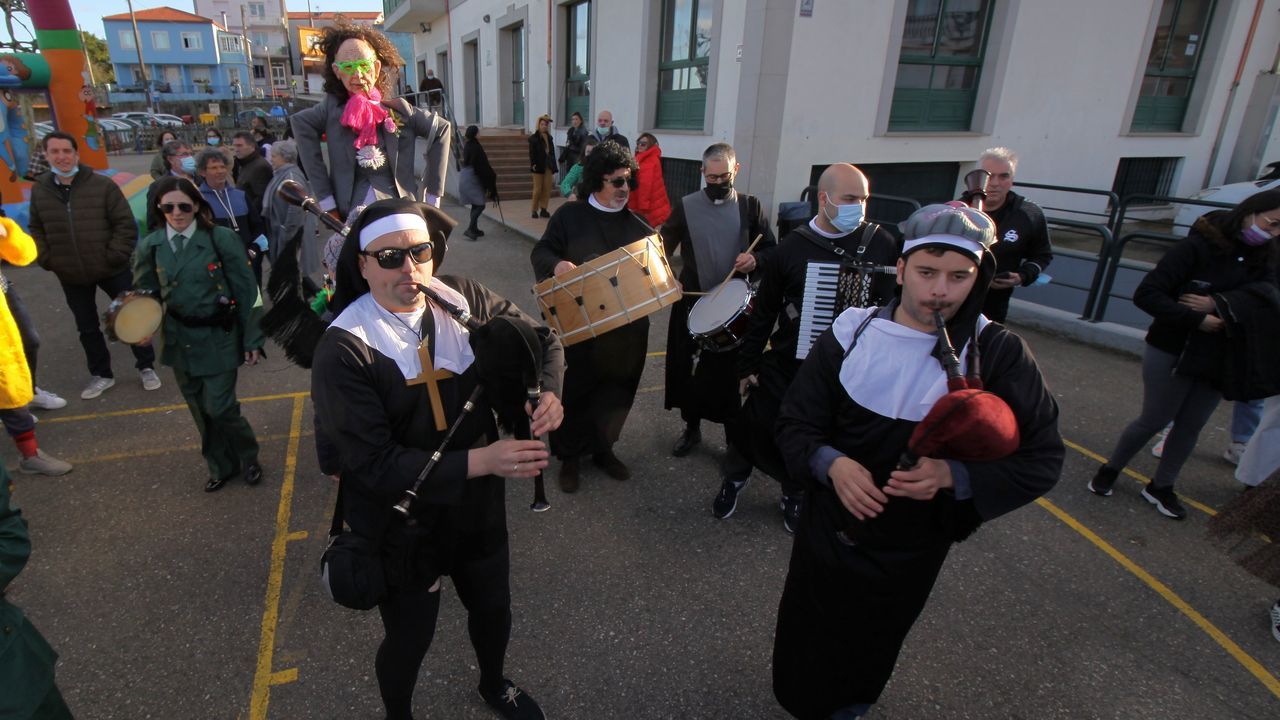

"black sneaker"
[781,494,804,534]
[478,679,545,720]
[672,424,701,457]
[712,477,748,519]
[1088,466,1119,497]
[539,209,551,218]
[1141,485,1187,520]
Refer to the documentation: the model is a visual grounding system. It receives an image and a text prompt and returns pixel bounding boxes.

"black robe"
[662,191,776,424]
[772,306,1063,717]
[531,200,653,458]
[730,221,898,491]
[311,276,564,586]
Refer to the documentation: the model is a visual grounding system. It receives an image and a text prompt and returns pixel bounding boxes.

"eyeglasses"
[159,202,194,214]
[334,58,376,75]
[361,241,434,269]
[606,176,632,188]
[704,172,733,183]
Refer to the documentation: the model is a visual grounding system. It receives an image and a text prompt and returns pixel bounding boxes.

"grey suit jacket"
[291,93,452,217]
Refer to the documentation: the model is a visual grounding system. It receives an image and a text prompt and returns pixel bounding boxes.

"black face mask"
[705,181,733,201]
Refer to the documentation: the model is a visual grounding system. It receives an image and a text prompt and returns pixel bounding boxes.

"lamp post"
[125,0,154,114]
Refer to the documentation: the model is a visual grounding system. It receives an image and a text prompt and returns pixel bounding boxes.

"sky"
[46,1,389,37]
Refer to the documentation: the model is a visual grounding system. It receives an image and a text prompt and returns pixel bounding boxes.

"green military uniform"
[1,465,74,719]
[134,223,265,483]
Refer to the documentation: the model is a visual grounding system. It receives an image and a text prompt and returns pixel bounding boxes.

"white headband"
[359,213,430,250]
[902,233,984,261]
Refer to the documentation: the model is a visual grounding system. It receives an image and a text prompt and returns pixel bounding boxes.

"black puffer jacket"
[1134,213,1277,378]
[29,165,138,285]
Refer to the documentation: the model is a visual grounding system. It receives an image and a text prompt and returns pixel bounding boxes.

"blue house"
[103,6,248,102]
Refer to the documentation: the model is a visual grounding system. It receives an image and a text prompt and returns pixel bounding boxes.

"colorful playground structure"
[3,1,146,229]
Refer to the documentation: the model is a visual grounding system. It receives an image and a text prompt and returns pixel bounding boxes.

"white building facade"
[193,0,293,97]
[385,0,1280,218]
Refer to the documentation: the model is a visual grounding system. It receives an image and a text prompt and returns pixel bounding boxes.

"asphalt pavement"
[3,153,1278,719]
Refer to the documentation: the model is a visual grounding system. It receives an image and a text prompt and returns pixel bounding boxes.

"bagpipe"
[266,180,551,514]
[837,168,1021,544]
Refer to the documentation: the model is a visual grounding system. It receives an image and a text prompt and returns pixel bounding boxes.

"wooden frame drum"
[533,235,682,346]
[103,291,163,345]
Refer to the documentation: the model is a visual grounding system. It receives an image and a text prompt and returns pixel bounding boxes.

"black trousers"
[467,204,484,233]
[375,539,512,720]
[58,268,155,378]
[725,384,801,496]
[6,283,39,385]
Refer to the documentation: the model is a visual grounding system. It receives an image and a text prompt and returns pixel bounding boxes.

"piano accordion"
[796,260,890,360]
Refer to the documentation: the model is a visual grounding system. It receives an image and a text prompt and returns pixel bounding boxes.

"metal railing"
[1086,193,1237,322]
[771,179,1256,325]
[401,88,463,171]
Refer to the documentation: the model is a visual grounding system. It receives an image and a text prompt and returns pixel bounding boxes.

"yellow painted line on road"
[1036,497,1280,699]
[42,391,309,425]
[60,431,313,466]
[249,395,305,719]
[285,530,308,542]
[646,351,667,357]
[1062,437,1218,517]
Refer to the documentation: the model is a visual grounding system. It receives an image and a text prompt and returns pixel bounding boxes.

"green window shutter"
[888,1,993,132]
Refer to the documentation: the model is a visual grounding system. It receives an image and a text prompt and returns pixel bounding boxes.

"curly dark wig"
[578,140,638,196]
[318,23,404,102]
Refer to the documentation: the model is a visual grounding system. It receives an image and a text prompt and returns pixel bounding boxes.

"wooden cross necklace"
[383,303,453,431]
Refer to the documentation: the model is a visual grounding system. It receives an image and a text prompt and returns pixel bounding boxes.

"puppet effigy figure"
[290,23,451,222]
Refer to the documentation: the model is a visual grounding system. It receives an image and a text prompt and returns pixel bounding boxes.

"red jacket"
[630,144,671,227]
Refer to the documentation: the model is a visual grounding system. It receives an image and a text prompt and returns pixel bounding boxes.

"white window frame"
[119,30,135,50]
[270,63,287,85]
[248,3,266,18]
[180,32,202,50]
[151,31,170,51]
[219,34,243,54]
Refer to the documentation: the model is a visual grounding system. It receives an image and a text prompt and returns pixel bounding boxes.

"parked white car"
[151,113,186,127]
[1173,163,1280,233]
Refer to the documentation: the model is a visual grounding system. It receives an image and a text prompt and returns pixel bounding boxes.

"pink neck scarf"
[341,89,389,150]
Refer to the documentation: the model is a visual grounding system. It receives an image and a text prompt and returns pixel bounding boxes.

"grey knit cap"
[898,203,996,263]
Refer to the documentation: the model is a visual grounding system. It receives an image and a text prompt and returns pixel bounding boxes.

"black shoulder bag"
[319,481,387,611]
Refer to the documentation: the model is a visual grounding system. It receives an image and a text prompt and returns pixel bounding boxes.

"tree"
[0,0,36,53]
[80,31,115,85]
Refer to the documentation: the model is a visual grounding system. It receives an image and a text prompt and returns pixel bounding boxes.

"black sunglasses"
[159,202,194,214]
[607,176,632,188]
[361,241,434,269]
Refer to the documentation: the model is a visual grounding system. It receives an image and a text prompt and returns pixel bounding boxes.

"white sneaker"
[1151,425,1171,458]
[1270,601,1280,643]
[18,449,73,476]
[29,386,67,410]
[80,375,116,399]
[139,368,162,391]
[1223,441,1247,466]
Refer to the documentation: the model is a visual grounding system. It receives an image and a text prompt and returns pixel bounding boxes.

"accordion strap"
[793,222,880,264]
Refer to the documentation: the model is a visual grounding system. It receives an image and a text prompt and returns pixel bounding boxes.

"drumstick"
[708,234,764,304]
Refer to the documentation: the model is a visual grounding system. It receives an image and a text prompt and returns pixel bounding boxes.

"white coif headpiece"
[359,213,430,250]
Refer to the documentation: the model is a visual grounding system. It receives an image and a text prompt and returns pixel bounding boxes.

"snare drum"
[687,278,756,352]
[533,235,682,346]
[103,291,163,345]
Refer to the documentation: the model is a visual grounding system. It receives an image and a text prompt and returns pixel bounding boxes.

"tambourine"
[103,291,163,345]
